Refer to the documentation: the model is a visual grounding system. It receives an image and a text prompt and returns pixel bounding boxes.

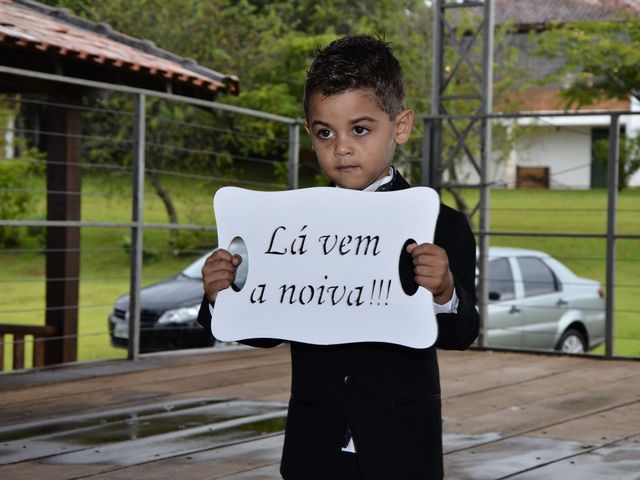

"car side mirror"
[488,291,501,301]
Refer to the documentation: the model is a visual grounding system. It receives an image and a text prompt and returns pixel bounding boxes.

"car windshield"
[181,251,214,279]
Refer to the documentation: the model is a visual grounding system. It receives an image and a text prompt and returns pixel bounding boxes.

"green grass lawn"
[2,173,639,369]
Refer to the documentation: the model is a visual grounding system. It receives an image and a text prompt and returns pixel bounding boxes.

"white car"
[478,247,605,353]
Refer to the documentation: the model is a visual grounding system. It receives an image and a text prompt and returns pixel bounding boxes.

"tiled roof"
[0,0,239,95]
[494,0,640,27]
[496,86,630,112]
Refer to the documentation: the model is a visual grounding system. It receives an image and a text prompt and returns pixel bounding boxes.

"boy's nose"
[334,138,353,157]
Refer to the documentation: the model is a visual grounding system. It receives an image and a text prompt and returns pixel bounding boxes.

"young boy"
[198,35,479,480]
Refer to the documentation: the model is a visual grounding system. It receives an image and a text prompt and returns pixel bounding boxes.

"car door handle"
[509,305,521,314]
[556,299,568,307]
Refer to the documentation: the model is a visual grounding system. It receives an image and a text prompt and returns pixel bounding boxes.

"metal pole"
[288,122,300,190]
[430,120,443,192]
[421,118,432,187]
[431,0,443,118]
[477,0,494,348]
[429,0,444,192]
[128,93,145,360]
[605,114,619,358]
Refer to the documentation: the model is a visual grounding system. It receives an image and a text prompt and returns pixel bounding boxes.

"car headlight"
[156,304,200,325]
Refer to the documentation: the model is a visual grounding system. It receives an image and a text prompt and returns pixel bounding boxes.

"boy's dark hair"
[303,35,405,119]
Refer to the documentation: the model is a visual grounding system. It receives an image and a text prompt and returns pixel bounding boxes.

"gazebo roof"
[0,0,239,98]
[494,0,640,29]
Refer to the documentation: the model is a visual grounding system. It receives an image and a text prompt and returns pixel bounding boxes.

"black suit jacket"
[197,173,479,479]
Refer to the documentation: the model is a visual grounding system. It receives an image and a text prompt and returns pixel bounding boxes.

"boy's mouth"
[337,164,358,172]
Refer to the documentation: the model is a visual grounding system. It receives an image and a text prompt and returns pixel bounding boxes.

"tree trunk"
[446,162,470,218]
[148,171,179,247]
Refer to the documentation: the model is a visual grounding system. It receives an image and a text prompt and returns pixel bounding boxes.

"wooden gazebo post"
[0,0,238,367]
[44,87,82,364]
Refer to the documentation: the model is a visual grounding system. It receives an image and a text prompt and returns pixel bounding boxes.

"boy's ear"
[394,109,415,145]
[303,120,315,150]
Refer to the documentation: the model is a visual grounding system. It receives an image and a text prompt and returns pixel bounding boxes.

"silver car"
[479,247,605,353]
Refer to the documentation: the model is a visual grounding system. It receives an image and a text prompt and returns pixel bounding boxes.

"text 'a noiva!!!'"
[249,277,392,307]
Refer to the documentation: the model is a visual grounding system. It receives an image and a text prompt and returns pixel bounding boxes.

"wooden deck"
[0,345,639,479]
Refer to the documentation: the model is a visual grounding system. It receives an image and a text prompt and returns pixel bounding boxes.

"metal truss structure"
[423,0,494,346]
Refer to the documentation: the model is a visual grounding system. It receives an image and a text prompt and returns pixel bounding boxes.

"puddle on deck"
[0,398,287,465]
[3,402,637,477]
[0,398,232,443]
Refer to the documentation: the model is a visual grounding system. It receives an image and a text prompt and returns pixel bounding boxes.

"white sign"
[211,186,440,348]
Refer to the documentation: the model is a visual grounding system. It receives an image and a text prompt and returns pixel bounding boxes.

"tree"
[531,14,640,188]
[34,0,436,237]
[38,0,534,219]
[532,14,640,107]
[593,135,640,191]
[0,96,46,248]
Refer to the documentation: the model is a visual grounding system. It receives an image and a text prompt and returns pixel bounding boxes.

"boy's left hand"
[406,242,454,305]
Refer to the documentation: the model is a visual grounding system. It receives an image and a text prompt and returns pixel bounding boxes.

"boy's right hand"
[201,249,242,303]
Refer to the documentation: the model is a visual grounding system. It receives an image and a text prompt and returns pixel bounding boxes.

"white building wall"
[443,112,639,189]
[626,98,640,188]
[513,126,592,188]
[450,125,592,188]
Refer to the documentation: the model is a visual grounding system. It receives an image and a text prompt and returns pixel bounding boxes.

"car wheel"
[556,328,586,354]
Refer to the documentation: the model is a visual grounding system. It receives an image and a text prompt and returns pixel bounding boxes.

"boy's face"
[304,89,414,190]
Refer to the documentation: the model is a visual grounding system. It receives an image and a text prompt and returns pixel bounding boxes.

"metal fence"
[1,67,639,371]
[422,110,640,360]
[0,66,306,369]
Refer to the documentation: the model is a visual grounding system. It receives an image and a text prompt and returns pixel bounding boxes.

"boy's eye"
[316,128,334,139]
[353,126,369,136]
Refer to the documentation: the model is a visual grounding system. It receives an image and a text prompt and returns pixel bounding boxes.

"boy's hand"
[406,242,454,305]
[201,249,242,303]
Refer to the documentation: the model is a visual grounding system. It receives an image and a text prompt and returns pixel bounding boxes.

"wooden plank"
[444,419,640,480]
[441,353,589,398]
[507,434,640,479]
[443,376,640,442]
[0,324,58,336]
[444,432,588,480]
[0,400,285,465]
[442,395,640,471]
[0,344,278,392]
[192,375,291,403]
[0,325,56,370]
[0,346,289,407]
[0,429,284,480]
[33,338,45,368]
[0,348,638,480]
[0,462,100,480]
[82,434,284,480]
[440,349,549,375]
[0,356,291,427]
[442,357,639,422]
[13,334,24,370]
[527,401,640,445]
[215,464,282,479]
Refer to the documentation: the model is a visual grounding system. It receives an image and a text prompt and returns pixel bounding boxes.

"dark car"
[108,251,215,353]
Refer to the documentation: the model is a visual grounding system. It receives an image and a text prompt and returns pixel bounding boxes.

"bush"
[0,160,41,248]
[119,234,158,264]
